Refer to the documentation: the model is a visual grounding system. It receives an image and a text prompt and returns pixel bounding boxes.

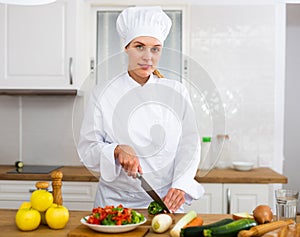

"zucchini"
[180,218,234,237]
[203,218,257,237]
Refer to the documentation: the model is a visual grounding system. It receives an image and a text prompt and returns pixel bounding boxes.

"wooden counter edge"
[195,167,288,184]
[0,165,98,182]
[0,165,287,184]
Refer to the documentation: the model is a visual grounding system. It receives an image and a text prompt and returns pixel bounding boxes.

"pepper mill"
[51,170,63,205]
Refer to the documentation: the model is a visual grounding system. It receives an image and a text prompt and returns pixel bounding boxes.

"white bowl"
[81,216,147,233]
[232,161,254,171]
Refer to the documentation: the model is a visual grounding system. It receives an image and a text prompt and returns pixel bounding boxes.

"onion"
[252,205,273,224]
[151,214,172,233]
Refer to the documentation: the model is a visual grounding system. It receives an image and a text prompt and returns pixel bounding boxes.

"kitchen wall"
[283,4,300,208]
[187,3,282,170]
[0,95,82,166]
[0,2,286,172]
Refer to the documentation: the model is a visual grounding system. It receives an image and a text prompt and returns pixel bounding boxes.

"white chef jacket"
[77,72,204,212]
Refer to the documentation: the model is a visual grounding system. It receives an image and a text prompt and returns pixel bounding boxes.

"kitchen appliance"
[137,173,170,213]
[6,165,62,174]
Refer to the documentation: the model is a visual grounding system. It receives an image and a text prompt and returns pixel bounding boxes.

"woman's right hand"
[114,145,142,178]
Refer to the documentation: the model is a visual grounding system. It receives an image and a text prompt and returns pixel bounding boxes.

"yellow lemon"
[19,201,31,209]
[45,204,69,229]
[30,190,53,212]
[15,208,41,231]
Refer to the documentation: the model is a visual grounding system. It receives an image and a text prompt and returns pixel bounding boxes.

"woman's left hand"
[163,188,185,213]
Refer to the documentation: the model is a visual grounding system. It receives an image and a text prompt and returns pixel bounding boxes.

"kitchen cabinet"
[0,0,89,90]
[184,183,270,214]
[0,181,270,213]
[223,184,270,214]
[0,180,97,211]
[184,184,223,213]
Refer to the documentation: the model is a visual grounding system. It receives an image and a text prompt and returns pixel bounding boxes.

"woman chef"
[77,6,204,213]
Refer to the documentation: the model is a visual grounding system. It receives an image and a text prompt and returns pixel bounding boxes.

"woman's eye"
[136,45,144,51]
[151,47,160,53]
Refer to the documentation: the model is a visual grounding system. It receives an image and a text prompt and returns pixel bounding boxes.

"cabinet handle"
[29,189,52,193]
[226,188,231,214]
[69,57,73,85]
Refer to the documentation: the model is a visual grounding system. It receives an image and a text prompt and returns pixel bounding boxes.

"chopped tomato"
[85,204,144,226]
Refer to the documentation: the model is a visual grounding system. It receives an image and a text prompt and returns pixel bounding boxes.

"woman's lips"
[138,64,151,70]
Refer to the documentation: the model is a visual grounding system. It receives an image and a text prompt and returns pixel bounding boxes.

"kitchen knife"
[137,173,170,213]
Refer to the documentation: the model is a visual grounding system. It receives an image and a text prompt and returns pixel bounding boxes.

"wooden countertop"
[0,89,78,96]
[0,208,232,237]
[1,209,299,237]
[0,165,287,184]
[0,165,99,182]
[195,168,288,184]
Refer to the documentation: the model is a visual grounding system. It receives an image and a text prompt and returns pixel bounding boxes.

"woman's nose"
[142,48,152,60]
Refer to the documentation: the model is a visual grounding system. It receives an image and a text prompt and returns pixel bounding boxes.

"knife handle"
[136,172,142,178]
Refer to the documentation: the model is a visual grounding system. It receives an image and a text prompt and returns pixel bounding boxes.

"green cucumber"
[203,218,257,237]
[180,218,234,237]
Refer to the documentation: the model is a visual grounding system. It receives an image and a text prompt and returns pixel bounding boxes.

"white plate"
[81,216,147,233]
[232,161,254,171]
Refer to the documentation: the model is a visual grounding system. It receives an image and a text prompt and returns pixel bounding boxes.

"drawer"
[0,180,98,210]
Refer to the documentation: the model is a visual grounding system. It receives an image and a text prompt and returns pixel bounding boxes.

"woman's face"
[126,36,162,84]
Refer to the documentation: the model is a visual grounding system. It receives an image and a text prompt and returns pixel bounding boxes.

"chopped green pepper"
[131,210,145,224]
[101,214,115,225]
[112,206,123,212]
[147,201,164,215]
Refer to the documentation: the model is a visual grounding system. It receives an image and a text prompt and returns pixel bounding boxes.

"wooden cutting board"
[67,225,149,237]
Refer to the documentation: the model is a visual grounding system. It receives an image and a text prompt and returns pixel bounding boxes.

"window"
[95,9,183,83]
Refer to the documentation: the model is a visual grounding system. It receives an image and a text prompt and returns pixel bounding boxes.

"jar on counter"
[198,136,212,170]
[215,134,231,169]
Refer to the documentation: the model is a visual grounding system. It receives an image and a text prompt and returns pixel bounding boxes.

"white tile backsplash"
[0,96,19,163]
[21,96,82,166]
[189,4,276,167]
[0,95,82,166]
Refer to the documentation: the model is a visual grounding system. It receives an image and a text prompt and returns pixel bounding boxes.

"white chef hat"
[116,6,172,48]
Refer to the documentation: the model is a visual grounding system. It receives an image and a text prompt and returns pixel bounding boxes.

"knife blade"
[137,173,170,213]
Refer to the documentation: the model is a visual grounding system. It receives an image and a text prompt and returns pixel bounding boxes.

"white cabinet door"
[0,180,34,209]
[0,0,76,89]
[184,183,270,214]
[61,182,97,211]
[223,184,269,214]
[0,180,97,211]
[184,184,223,214]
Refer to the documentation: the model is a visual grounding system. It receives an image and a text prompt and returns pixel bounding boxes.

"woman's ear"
[124,44,130,54]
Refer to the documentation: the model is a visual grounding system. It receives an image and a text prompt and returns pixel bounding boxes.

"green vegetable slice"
[203,218,257,237]
[180,218,234,237]
[147,201,164,215]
